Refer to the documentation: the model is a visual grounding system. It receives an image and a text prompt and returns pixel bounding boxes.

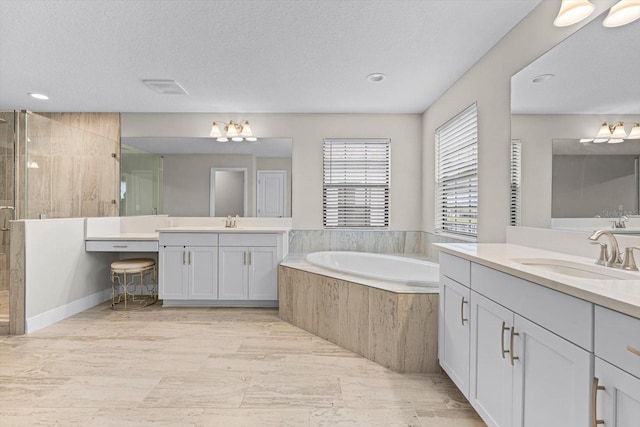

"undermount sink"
[510,258,640,280]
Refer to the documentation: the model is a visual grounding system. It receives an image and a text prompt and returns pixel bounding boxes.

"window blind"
[323,138,390,228]
[435,103,478,238]
[510,140,522,227]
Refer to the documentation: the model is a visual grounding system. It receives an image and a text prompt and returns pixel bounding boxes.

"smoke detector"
[142,79,188,95]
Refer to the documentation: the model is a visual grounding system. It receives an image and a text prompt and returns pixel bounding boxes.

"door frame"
[209,168,248,217]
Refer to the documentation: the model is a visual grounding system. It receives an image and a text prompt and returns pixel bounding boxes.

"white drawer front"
[471,263,593,351]
[440,252,471,287]
[219,233,278,247]
[595,305,640,378]
[159,233,219,247]
[85,240,159,252]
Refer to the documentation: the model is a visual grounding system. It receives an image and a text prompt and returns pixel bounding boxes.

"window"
[323,138,390,228]
[435,103,478,239]
[510,139,522,226]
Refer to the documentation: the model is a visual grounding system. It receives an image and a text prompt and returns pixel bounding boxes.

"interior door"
[257,170,285,217]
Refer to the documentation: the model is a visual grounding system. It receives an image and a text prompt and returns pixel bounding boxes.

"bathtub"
[305,251,439,287]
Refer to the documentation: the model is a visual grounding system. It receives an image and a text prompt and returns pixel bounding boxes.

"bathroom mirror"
[551,138,639,218]
[120,137,292,217]
[510,12,640,227]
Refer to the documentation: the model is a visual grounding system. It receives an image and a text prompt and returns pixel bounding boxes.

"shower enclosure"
[0,110,119,333]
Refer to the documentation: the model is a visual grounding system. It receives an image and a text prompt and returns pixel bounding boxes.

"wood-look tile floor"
[0,303,485,426]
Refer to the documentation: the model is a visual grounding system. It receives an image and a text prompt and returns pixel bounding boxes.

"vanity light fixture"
[554,0,640,27]
[209,120,257,142]
[553,0,595,27]
[591,121,640,143]
[603,0,640,27]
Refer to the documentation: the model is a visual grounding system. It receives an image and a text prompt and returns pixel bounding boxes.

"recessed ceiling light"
[29,93,49,100]
[531,74,555,83]
[367,73,386,83]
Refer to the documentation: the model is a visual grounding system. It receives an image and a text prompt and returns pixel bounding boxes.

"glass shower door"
[0,111,16,324]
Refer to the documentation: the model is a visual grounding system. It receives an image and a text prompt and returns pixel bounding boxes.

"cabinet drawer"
[440,253,470,287]
[471,263,593,350]
[219,233,278,247]
[159,233,219,247]
[595,305,640,378]
[85,240,159,252]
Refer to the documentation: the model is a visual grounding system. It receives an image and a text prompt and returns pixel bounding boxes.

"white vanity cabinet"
[439,253,471,398]
[218,234,279,301]
[159,230,285,306]
[159,233,219,300]
[470,263,592,427]
[593,306,640,427]
[439,252,595,427]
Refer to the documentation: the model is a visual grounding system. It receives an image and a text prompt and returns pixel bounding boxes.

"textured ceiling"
[0,0,540,114]
[512,12,640,115]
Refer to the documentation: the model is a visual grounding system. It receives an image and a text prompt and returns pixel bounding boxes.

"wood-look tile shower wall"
[22,112,120,219]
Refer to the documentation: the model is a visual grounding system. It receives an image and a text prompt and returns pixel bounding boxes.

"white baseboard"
[26,288,111,334]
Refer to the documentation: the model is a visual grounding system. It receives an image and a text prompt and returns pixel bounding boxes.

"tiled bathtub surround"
[288,230,467,259]
[278,265,439,373]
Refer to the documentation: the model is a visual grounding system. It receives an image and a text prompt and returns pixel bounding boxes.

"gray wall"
[552,155,637,218]
[163,154,255,217]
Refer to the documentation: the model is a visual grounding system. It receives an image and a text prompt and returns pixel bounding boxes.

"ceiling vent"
[142,79,188,95]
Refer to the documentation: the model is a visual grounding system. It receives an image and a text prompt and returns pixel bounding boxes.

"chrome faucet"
[621,247,640,271]
[224,214,240,228]
[612,216,628,229]
[588,230,622,267]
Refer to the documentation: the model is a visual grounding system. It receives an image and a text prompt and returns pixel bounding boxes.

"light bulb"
[225,121,238,137]
[553,0,595,27]
[603,0,640,27]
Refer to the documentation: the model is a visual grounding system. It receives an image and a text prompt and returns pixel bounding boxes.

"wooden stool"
[110,258,157,310]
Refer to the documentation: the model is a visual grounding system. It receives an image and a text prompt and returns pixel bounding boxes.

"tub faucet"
[588,230,622,267]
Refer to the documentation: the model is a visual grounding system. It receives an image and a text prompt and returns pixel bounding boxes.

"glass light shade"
[603,0,640,27]
[595,122,612,139]
[245,137,257,142]
[627,124,640,139]
[217,137,228,142]
[610,123,628,139]
[209,122,222,137]
[231,137,244,142]
[553,0,595,27]
[240,120,253,136]
[607,138,624,144]
[225,121,238,137]
[593,138,608,143]
[579,138,594,143]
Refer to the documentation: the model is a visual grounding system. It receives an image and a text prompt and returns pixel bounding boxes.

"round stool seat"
[111,258,155,273]
[110,258,157,310]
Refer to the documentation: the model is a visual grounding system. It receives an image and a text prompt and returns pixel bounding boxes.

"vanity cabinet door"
[439,276,471,398]
[469,290,514,427]
[512,314,591,427]
[188,246,218,300]
[218,246,249,300]
[248,246,278,300]
[594,357,640,427]
[159,246,189,299]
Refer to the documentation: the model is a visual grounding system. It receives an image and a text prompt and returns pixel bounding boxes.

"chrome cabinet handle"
[182,251,186,265]
[460,297,468,325]
[243,252,247,265]
[627,345,640,358]
[501,321,510,359]
[188,251,192,264]
[113,245,128,248]
[509,327,519,366]
[248,251,252,266]
[592,377,605,425]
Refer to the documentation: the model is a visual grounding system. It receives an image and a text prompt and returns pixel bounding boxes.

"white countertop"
[86,227,290,241]
[85,232,159,241]
[436,243,640,318]
[155,226,290,234]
